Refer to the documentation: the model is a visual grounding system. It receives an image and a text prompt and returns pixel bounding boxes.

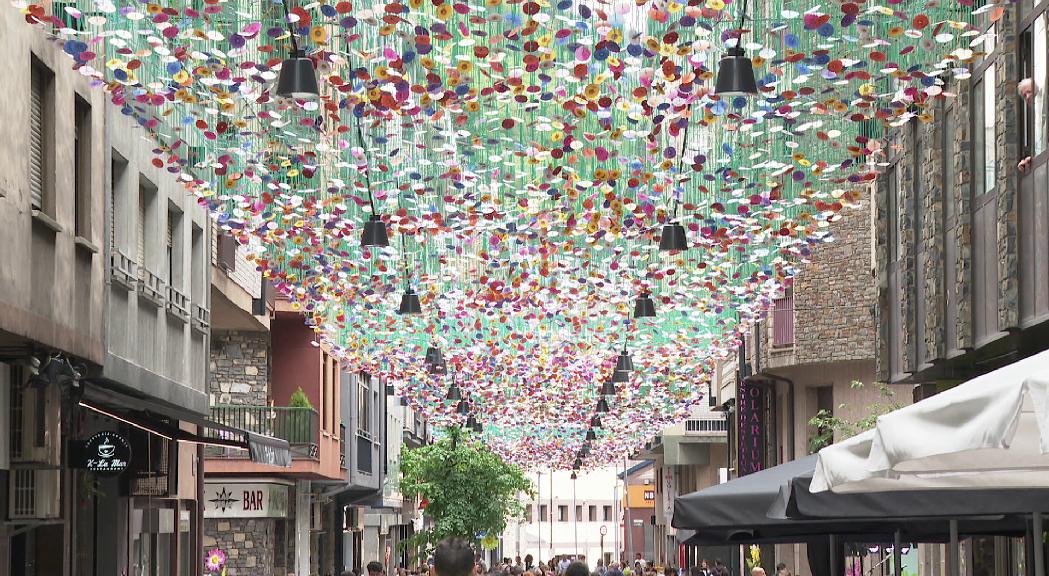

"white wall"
[502,467,621,566]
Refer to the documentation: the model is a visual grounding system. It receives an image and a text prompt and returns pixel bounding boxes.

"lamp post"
[573,472,579,559]
[623,458,633,565]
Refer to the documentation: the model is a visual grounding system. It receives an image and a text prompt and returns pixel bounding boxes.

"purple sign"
[736,378,766,476]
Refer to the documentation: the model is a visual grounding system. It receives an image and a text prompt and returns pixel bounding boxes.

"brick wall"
[209,330,269,406]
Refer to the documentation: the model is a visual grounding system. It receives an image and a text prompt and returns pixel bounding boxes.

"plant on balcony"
[399,426,534,554]
[807,381,902,452]
[285,387,315,444]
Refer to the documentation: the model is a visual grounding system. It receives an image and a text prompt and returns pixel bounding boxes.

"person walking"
[433,539,477,576]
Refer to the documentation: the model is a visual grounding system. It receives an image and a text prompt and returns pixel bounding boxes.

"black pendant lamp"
[714,0,758,97]
[571,471,578,479]
[601,379,617,396]
[465,414,478,430]
[659,222,689,251]
[456,399,470,415]
[611,369,629,384]
[585,428,597,442]
[633,291,656,318]
[615,349,634,372]
[590,415,602,428]
[445,382,461,401]
[361,215,389,248]
[357,117,389,248]
[275,0,318,99]
[596,397,610,413]
[573,457,583,469]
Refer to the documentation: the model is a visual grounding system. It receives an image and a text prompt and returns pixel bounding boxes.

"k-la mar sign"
[204,481,289,518]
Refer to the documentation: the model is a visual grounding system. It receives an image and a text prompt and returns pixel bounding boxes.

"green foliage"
[399,426,534,554]
[287,387,314,409]
[807,381,902,453]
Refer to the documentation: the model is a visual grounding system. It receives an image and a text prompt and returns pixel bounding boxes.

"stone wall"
[209,330,269,406]
[204,517,276,576]
[790,193,877,366]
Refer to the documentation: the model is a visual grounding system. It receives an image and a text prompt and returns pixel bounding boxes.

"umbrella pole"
[1035,512,1044,576]
[949,519,959,576]
[893,531,902,576]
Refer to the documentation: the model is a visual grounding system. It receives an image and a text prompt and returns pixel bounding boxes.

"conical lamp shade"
[585,428,597,442]
[465,414,478,429]
[456,400,470,415]
[659,223,688,251]
[424,346,443,365]
[398,289,422,315]
[715,46,758,97]
[472,421,483,433]
[615,350,634,372]
[611,369,629,384]
[275,51,319,98]
[596,397,610,413]
[601,379,617,396]
[633,294,656,318]
[571,471,578,479]
[429,359,447,375]
[361,214,389,247]
[573,457,583,469]
[590,415,602,428]
[446,384,462,401]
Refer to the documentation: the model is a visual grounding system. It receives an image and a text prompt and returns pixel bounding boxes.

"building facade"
[872,1,1049,573]
[502,467,623,567]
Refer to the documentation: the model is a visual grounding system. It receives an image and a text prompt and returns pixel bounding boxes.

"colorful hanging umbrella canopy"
[14,0,994,468]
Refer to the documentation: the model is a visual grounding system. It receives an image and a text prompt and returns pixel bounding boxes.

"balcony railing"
[684,418,728,434]
[209,405,319,460]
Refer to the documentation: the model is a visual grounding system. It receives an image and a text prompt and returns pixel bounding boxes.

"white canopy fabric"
[810,349,1049,493]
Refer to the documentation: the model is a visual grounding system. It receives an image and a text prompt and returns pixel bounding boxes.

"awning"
[81,379,291,467]
[811,349,1049,493]
[672,455,1032,546]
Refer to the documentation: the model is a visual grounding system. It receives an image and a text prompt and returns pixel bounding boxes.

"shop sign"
[76,432,132,475]
[203,482,289,518]
[736,378,766,476]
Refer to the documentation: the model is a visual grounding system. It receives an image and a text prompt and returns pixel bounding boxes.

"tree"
[807,381,903,453]
[400,426,534,554]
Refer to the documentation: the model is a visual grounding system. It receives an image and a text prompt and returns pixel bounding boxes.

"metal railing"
[684,418,729,434]
[209,405,319,460]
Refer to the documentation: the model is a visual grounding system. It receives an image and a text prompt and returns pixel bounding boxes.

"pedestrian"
[774,563,790,576]
[606,562,624,576]
[525,556,534,571]
[559,557,572,575]
[750,568,765,576]
[565,561,591,576]
[369,561,386,576]
[434,538,477,576]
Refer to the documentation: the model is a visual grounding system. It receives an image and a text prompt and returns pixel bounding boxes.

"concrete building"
[618,462,655,566]
[502,467,623,567]
[634,406,728,568]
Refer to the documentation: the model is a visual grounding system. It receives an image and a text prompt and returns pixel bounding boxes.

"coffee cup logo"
[97,436,116,458]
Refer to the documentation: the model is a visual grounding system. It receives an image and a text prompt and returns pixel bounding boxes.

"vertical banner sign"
[736,378,766,476]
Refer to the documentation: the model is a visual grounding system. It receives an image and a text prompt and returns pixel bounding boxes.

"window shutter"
[166,214,174,283]
[29,68,45,210]
[137,192,145,266]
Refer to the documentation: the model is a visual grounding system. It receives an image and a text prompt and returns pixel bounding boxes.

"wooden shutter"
[137,191,146,266]
[166,213,174,283]
[29,66,45,210]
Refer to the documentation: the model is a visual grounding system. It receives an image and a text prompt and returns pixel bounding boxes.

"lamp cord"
[737,0,748,35]
[279,0,300,54]
[355,115,378,215]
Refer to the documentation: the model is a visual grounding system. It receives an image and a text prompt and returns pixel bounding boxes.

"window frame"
[1019,5,1049,171]
[74,94,92,239]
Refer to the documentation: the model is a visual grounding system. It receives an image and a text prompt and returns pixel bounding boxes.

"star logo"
[209,487,237,513]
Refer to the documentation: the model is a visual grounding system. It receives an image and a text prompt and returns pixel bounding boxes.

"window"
[539,505,548,522]
[575,505,583,521]
[588,505,597,521]
[358,373,371,434]
[557,505,567,522]
[29,58,53,212]
[602,505,613,521]
[111,154,127,250]
[973,72,997,198]
[191,225,204,302]
[138,181,156,268]
[1020,12,1048,164]
[166,206,183,288]
[74,96,91,237]
[772,291,794,347]
[525,506,533,523]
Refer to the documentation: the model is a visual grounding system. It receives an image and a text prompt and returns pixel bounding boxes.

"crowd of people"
[362,540,793,576]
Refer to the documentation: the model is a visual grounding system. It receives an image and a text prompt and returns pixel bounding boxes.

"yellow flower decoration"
[706,0,724,9]
[310,26,327,43]
[435,3,453,20]
[456,60,473,73]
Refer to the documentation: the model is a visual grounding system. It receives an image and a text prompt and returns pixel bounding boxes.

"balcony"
[208,405,319,460]
[772,295,794,348]
[684,418,728,435]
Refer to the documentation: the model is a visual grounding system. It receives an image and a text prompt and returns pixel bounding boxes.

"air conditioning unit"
[344,506,364,532]
[8,468,61,519]
[10,383,61,467]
